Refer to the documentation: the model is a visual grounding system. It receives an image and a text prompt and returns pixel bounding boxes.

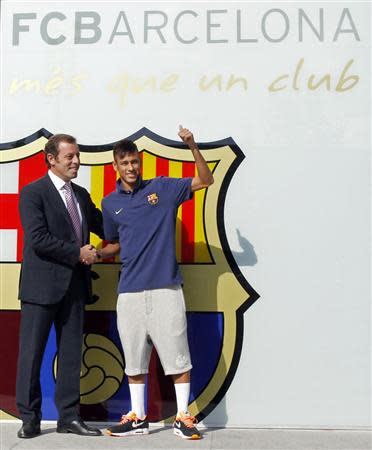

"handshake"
[79,242,120,265]
[79,244,101,265]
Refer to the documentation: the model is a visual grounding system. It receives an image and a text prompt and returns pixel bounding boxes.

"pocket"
[170,290,187,331]
[177,288,186,313]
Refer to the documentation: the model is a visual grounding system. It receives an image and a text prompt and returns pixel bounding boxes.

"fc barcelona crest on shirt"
[147,193,159,205]
[0,127,259,422]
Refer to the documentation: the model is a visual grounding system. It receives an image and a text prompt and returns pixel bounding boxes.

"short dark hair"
[113,139,138,161]
[44,134,77,168]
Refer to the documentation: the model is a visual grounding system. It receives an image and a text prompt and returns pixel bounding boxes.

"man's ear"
[112,160,117,171]
[47,153,55,167]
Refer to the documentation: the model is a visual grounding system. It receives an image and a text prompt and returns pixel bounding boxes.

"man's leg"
[16,301,56,438]
[54,273,102,436]
[106,292,151,437]
[128,374,146,419]
[116,291,152,419]
[172,371,190,415]
[16,301,55,424]
[149,285,193,414]
[106,374,149,436]
[53,287,84,422]
[148,286,200,440]
[172,370,200,440]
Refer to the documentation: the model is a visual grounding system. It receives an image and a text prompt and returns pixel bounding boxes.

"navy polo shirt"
[101,176,193,293]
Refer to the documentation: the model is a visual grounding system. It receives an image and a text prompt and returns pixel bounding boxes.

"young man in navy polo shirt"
[100,126,214,440]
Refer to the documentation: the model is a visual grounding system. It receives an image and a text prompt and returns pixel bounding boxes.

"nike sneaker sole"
[174,428,201,440]
[106,428,149,437]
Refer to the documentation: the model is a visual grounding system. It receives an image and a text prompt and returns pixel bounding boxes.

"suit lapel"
[42,175,72,229]
[43,175,87,243]
[42,175,89,244]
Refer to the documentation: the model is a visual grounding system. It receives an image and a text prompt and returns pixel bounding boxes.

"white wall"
[1,1,370,427]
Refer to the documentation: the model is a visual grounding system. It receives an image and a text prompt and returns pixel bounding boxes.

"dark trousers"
[16,272,86,423]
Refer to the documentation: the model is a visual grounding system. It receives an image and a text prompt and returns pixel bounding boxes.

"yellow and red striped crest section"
[89,150,216,264]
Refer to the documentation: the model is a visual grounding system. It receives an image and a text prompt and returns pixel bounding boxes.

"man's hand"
[178,125,196,150]
[96,242,120,260]
[79,244,97,265]
[177,125,214,192]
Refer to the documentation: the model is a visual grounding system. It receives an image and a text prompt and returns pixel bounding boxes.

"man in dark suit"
[16,134,103,438]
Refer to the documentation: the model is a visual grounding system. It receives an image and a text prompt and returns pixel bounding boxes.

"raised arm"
[178,125,214,192]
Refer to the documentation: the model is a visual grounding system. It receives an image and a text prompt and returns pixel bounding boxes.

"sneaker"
[106,411,149,437]
[173,411,201,440]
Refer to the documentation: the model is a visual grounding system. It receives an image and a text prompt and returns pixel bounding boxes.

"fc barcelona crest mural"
[0,128,259,422]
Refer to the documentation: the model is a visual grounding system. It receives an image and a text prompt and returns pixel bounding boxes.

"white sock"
[129,383,146,419]
[174,382,190,415]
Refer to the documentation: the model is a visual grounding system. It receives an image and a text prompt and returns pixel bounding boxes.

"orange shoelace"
[179,414,198,428]
[119,412,137,424]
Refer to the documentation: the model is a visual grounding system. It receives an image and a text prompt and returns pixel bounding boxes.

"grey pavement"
[0,423,371,450]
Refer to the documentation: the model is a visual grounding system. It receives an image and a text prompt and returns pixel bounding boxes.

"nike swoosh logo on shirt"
[115,208,123,215]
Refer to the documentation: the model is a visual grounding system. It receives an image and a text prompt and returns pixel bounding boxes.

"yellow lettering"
[226,75,248,91]
[9,79,40,94]
[308,74,331,90]
[131,76,156,94]
[44,69,64,95]
[268,75,288,92]
[70,74,87,95]
[336,59,359,92]
[107,73,129,107]
[293,58,304,90]
[199,75,223,91]
[160,74,179,92]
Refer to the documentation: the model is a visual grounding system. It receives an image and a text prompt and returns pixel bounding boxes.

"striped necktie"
[62,183,82,247]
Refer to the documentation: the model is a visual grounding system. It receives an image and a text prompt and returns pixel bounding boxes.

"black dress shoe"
[56,418,102,436]
[17,421,41,438]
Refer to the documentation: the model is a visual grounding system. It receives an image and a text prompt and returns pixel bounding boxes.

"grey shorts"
[116,285,192,376]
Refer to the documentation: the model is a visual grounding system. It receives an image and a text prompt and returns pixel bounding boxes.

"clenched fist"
[178,125,196,149]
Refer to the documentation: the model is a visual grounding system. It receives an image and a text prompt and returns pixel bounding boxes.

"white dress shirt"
[48,170,82,222]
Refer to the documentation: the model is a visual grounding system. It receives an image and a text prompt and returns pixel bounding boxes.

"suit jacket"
[18,174,104,305]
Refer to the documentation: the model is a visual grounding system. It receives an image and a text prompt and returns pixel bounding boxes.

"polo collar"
[116,177,147,195]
